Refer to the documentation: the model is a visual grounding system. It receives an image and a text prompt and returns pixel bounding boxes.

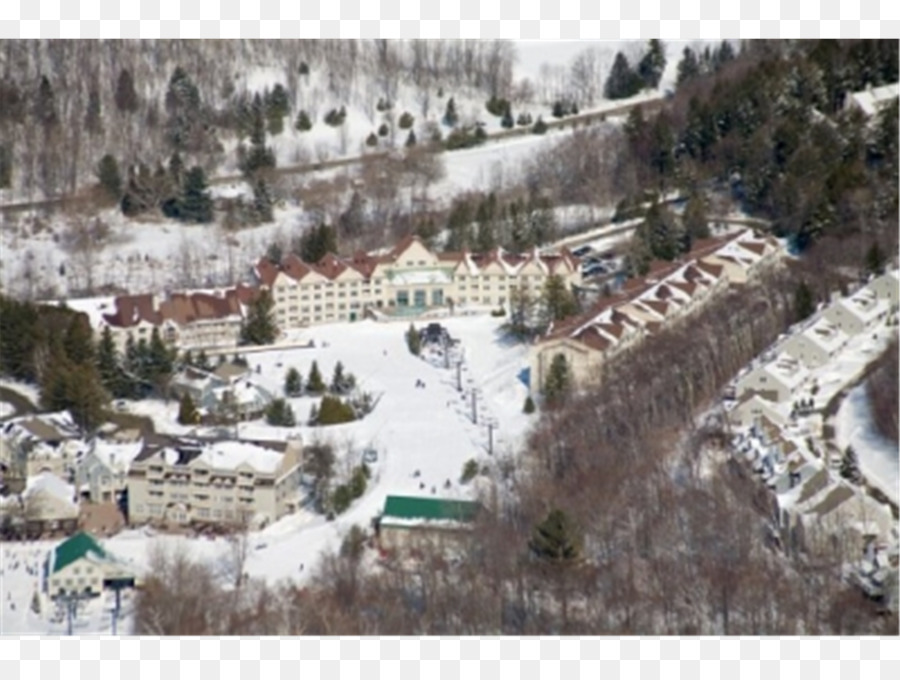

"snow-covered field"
[0,313,535,634]
[0,402,14,419]
[835,382,900,505]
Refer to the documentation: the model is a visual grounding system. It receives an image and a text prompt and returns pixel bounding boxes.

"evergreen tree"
[0,296,40,382]
[265,84,290,136]
[252,177,274,223]
[96,326,125,397]
[541,274,578,325]
[307,360,326,394]
[530,508,581,562]
[676,47,701,87]
[168,151,184,190]
[0,144,11,189]
[178,166,213,223]
[165,66,205,152]
[195,349,211,371]
[398,111,414,129]
[523,395,536,414]
[265,398,296,427]
[63,314,95,366]
[96,154,122,202]
[34,75,58,128]
[284,366,303,396]
[297,224,338,264]
[794,280,815,322]
[682,194,710,250]
[443,97,458,127]
[645,200,681,261]
[365,132,378,147]
[637,39,667,89]
[865,242,886,277]
[405,323,421,356]
[177,392,199,425]
[543,353,572,403]
[115,68,139,113]
[240,290,278,345]
[405,129,416,147]
[604,52,642,100]
[315,394,356,424]
[839,446,862,484]
[30,590,40,615]
[532,116,548,135]
[500,105,514,129]
[294,109,312,132]
[85,87,102,135]
[331,361,346,394]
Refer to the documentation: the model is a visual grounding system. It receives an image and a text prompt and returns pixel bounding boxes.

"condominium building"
[127,438,303,529]
[254,235,582,329]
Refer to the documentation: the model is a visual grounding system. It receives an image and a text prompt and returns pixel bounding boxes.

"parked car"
[582,263,606,277]
[571,245,593,258]
[363,448,378,464]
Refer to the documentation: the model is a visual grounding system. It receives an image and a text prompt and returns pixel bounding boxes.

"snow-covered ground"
[835,382,900,506]
[1,313,535,634]
[0,402,14,419]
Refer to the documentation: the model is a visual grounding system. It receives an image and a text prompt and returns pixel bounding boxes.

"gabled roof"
[50,532,109,574]
[281,254,313,282]
[102,294,161,328]
[391,234,427,259]
[382,495,479,523]
[315,253,350,280]
[254,257,280,287]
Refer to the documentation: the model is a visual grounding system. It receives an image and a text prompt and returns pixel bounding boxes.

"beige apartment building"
[254,235,582,329]
[127,438,303,529]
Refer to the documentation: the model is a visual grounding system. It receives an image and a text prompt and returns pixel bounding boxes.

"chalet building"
[44,532,135,598]
[844,82,899,118]
[736,353,809,404]
[869,269,900,307]
[127,438,303,529]
[0,471,80,539]
[98,289,245,352]
[822,286,891,336]
[255,235,582,329]
[75,438,144,504]
[729,392,789,430]
[780,318,849,370]
[0,412,86,481]
[529,229,779,390]
[376,495,480,553]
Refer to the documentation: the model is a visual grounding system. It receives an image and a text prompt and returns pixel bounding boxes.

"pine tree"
[637,39,667,89]
[97,155,122,202]
[794,280,815,322]
[645,200,680,261]
[115,69,139,113]
[30,590,40,614]
[0,144,11,189]
[297,224,337,264]
[285,367,303,396]
[530,509,581,562]
[541,274,578,325]
[405,129,416,147]
[178,166,213,223]
[865,242,886,277]
[543,353,572,402]
[177,392,199,425]
[405,323,421,356]
[443,97,458,127]
[532,116,548,135]
[294,109,312,132]
[34,75,58,128]
[252,177,274,223]
[365,132,378,147]
[500,105,514,129]
[604,52,642,100]
[398,111,414,129]
[240,290,278,345]
[96,326,123,396]
[265,398,296,426]
[330,361,346,394]
[676,47,701,87]
[63,314,95,367]
[85,88,102,135]
[307,361,326,394]
[840,446,862,484]
[523,395,536,414]
[148,326,174,389]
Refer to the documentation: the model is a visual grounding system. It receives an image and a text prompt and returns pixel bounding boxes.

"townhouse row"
[529,229,783,391]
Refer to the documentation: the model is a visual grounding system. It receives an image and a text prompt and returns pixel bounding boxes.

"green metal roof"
[51,532,109,574]
[382,495,479,523]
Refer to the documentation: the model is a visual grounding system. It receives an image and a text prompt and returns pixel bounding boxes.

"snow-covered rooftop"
[89,439,145,472]
[847,83,899,116]
[801,318,849,356]
[198,441,286,475]
[388,269,454,286]
[763,353,810,391]
[24,471,77,509]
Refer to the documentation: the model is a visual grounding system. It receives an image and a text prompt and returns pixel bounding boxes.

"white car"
[363,448,378,464]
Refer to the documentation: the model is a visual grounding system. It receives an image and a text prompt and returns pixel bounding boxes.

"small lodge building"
[375,495,480,553]
[44,531,135,599]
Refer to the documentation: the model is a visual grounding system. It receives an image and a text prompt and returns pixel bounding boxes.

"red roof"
[102,294,161,328]
[315,253,348,280]
[281,254,312,281]
[254,257,280,287]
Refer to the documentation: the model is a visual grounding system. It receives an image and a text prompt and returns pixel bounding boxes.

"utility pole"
[57,592,85,636]
[471,388,479,425]
[487,419,496,456]
[456,361,463,392]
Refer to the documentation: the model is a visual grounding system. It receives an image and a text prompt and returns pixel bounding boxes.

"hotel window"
[397,291,409,306]
[413,290,427,307]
